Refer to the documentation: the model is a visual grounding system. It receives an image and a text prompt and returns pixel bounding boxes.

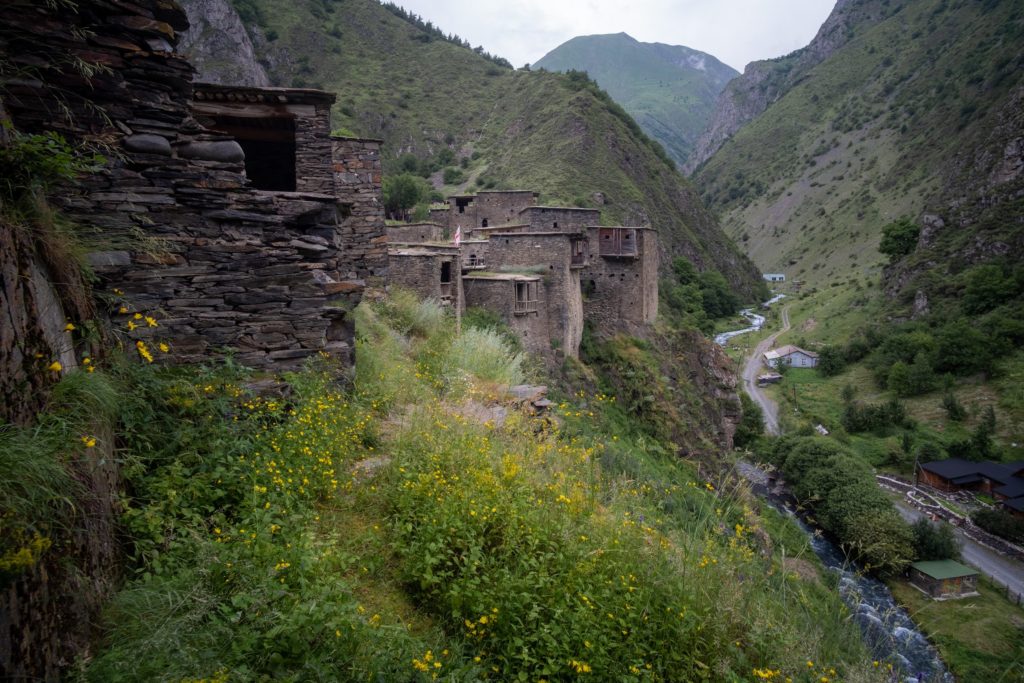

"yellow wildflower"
[159,342,170,353]
[133,312,142,320]
[64,322,75,331]
[127,320,137,331]
[118,306,129,314]
[80,435,96,448]
[48,361,62,372]
[145,316,158,328]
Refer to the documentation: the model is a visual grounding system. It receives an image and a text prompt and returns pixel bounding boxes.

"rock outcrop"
[177,0,270,86]
[684,0,890,174]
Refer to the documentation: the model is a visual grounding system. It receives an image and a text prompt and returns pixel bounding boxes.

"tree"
[697,270,739,318]
[817,346,847,377]
[733,393,764,448]
[887,361,912,397]
[878,217,919,261]
[911,519,961,561]
[942,392,966,421]
[963,264,1013,314]
[671,257,699,286]
[382,173,423,220]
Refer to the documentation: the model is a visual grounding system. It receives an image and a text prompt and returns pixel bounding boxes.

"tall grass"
[0,370,117,576]
[86,294,885,681]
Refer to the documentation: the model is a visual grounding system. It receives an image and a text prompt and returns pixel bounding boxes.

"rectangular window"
[440,260,452,298]
[514,281,539,314]
[205,114,296,191]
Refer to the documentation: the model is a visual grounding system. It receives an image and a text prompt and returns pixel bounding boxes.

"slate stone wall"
[485,233,584,358]
[582,227,659,328]
[519,206,600,232]
[462,277,550,355]
[1,0,384,371]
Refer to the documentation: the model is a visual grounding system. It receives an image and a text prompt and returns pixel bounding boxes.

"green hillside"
[694,0,1024,290]
[207,0,764,297]
[533,33,737,168]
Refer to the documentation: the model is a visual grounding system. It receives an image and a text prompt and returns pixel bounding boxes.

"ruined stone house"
[390,190,658,359]
[1,0,386,373]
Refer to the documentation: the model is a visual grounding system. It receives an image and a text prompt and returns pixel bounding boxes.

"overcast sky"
[390,0,836,72]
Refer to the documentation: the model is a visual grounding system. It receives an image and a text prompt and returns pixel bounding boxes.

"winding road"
[741,305,789,436]
[731,305,1024,598]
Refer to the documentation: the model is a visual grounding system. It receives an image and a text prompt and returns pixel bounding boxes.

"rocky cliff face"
[177,0,269,85]
[684,0,888,174]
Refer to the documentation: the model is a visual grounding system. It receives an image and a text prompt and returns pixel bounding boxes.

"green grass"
[696,0,1024,289]
[83,293,889,681]
[889,578,1024,682]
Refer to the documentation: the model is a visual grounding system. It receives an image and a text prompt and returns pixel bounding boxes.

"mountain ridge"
[693,0,1024,293]
[533,32,737,168]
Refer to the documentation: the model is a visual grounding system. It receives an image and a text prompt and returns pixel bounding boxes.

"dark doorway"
[205,114,297,191]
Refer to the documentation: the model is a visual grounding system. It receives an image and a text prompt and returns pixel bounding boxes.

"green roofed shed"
[909,560,978,599]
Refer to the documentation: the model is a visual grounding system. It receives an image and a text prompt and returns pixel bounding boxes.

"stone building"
[467,231,590,357]
[581,226,659,327]
[386,222,446,244]
[519,206,600,232]
[1,1,386,370]
[430,190,540,230]
[909,560,979,599]
[387,245,462,310]
[391,190,659,360]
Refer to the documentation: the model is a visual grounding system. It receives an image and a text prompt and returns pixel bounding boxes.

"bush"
[817,346,847,376]
[972,508,1024,544]
[733,392,764,448]
[442,167,464,185]
[942,393,966,421]
[382,173,424,220]
[878,216,919,261]
[910,519,961,561]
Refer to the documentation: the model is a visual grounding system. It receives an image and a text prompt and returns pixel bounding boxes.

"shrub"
[972,508,1024,544]
[910,519,961,561]
[442,167,464,185]
[878,217,918,261]
[817,346,847,376]
[733,392,764,448]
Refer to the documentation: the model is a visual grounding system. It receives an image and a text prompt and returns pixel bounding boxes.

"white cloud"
[389,0,836,72]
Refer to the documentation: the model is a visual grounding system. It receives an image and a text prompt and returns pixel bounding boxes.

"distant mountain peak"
[533,34,737,167]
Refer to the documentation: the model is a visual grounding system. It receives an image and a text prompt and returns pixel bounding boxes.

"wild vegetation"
[696,0,1024,289]
[41,293,888,680]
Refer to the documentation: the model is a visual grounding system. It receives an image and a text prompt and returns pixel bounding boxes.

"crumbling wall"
[386,223,445,244]
[1,0,384,370]
[463,276,550,355]
[486,233,583,358]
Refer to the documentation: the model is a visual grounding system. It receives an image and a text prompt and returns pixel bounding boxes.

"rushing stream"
[713,294,785,347]
[737,463,951,682]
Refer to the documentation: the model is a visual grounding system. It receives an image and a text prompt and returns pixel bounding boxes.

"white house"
[764,344,818,368]
[762,273,786,282]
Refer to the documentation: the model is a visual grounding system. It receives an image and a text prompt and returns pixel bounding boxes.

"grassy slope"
[227,0,765,297]
[695,0,1024,287]
[889,579,1024,682]
[532,33,737,167]
[83,295,884,680]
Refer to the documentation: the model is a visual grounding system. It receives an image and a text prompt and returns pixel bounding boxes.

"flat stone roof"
[194,83,336,106]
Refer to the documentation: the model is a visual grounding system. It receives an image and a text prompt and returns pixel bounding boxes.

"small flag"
[453,225,462,246]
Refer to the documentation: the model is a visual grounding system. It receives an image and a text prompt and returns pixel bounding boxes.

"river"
[713,294,785,347]
[737,463,951,682]
[720,298,951,681]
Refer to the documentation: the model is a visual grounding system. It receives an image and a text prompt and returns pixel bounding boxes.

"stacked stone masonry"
[390,190,658,360]
[1,0,386,371]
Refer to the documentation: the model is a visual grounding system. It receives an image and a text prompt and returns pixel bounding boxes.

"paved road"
[741,305,790,436]
[893,498,1024,599]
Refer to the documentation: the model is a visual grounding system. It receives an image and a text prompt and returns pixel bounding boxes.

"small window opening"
[553,221,559,229]
[514,281,539,314]
[481,218,489,227]
[207,114,296,191]
[440,261,453,298]
[456,197,472,214]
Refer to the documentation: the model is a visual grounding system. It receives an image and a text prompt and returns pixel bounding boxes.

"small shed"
[762,273,786,282]
[909,560,979,599]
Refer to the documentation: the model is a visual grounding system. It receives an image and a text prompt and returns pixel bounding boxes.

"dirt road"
[741,306,790,435]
